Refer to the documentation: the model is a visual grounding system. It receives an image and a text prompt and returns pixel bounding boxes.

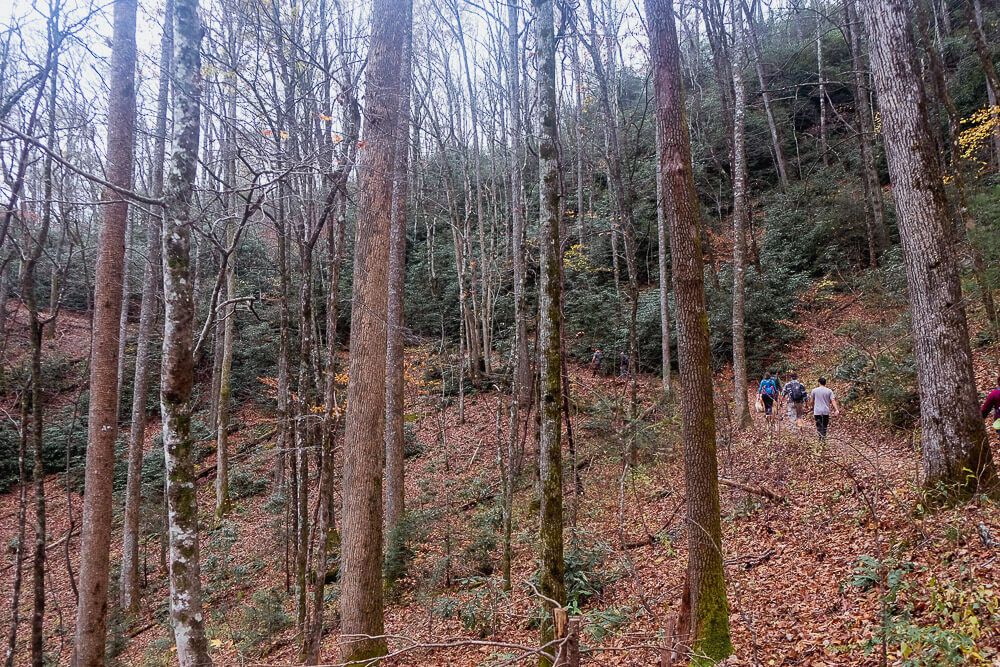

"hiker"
[757,370,781,422]
[808,377,840,441]
[618,351,628,377]
[590,348,603,376]
[981,374,1000,443]
[782,373,808,427]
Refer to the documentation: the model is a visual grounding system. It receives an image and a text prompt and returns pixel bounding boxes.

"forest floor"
[2,286,1000,667]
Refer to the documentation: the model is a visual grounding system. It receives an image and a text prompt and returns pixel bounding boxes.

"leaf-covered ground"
[2,289,999,666]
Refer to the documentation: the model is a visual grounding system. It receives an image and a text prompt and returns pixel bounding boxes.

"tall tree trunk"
[72,0,136,662]
[845,0,886,267]
[656,124,673,396]
[159,0,212,661]
[647,0,733,660]
[534,0,567,663]
[3,397,29,667]
[385,12,412,536]
[338,0,409,661]
[25,45,59,667]
[583,0,639,419]
[120,0,172,614]
[510,0,530,416]
[860,0,998,495]
[731,7,752,430]
[816,3,829,166]
[214,218,236,519]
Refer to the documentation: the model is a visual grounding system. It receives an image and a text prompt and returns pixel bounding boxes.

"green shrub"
[384,512,420,598]
[238,588,292,656]
[430,576,508,638]
[229,468,268,500]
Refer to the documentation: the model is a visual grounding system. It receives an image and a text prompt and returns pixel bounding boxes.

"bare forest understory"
[3,287,999,666]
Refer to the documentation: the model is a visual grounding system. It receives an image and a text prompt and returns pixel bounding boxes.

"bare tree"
[72,0,137,662]
[120,0,172,613]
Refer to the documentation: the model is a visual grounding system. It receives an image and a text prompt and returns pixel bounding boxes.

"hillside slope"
[2,288,999,666]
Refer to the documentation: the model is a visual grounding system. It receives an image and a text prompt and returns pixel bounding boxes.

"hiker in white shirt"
[808,377,840,441]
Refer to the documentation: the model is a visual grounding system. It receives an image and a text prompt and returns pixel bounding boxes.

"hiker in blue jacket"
[758,370,782,425]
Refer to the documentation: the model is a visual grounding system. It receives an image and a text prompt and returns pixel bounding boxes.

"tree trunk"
[859,0,998,495]
[338,0,409,661]
[159,0,213,661]
[731,7,753,430]
[647,0,733,660]
[3,397,29,667]
[385,11,412,536]
[121,0,172,614]
[582,0,640,419]
[656,124,673,395]
[816,3,829,166]
[72,0,136,663]
[845,0,887,268]
[534,0,567,663]
[509,0,530,416]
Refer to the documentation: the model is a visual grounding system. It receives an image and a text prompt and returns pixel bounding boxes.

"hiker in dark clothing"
[782,373,808,429]
[619,351,630,378]
[981,374,1000,443]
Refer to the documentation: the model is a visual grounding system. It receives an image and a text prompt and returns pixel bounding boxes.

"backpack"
[789,381,806,402]
[760,378,777,397]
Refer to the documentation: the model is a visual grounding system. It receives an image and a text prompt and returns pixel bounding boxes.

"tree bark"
[121,12,171,609]
[845,0,887,268]
[72,0,137,663]
[731,6,752,430]
[159,0,213,661]
[860,0,998,495]
[509,0,530,416]
[385,8,412,536]
[656,123,672,395]
[647,0,733,660]
[338,0,409,661]
[534,0,567,663]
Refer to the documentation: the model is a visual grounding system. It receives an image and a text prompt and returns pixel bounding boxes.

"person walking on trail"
[981,374,1000,443]
[619,350,630,378]
[782,373,808,429]
[590,348,603,376]
[757,370,782,426]
[809,377,840,442]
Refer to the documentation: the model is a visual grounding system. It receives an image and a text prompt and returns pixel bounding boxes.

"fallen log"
[719,477,790,505]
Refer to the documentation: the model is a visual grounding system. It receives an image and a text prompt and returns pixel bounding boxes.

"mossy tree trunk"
[534,0,567,663]
[647,0,733,662]
[730,6,752,430]
[158,0,212,661]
